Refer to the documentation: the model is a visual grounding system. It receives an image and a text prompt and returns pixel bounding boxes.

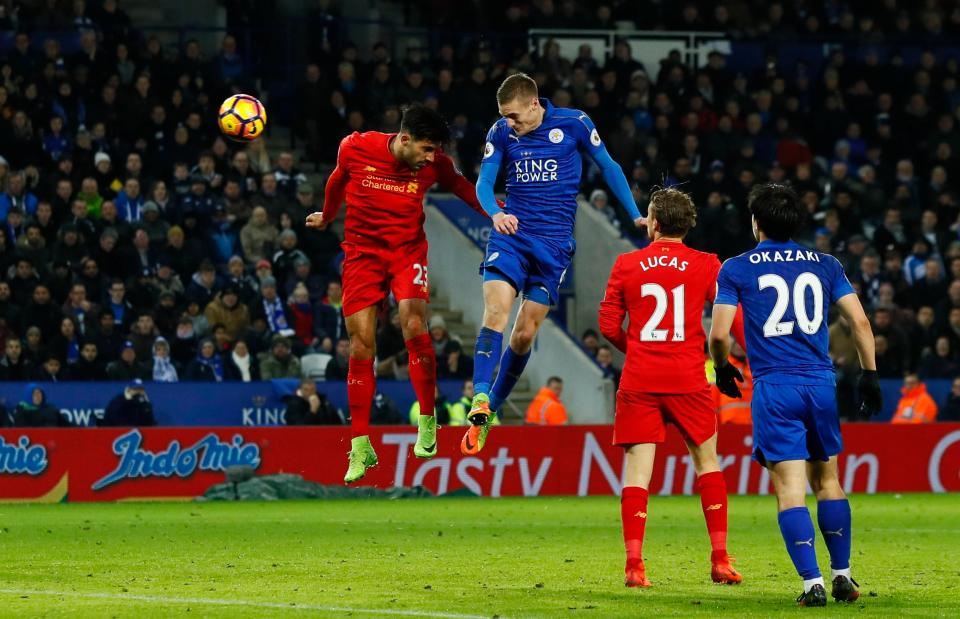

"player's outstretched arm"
[836,293,882,417]
[306,138,351,230]
[598,257,628,353]
[434,152,492,219]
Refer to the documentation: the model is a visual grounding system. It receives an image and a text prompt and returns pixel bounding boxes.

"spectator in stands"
[203,285,250,344]
[581,329,600,358]
[106,340,150,381]
[892,373,939,424]
[13,384,69,427]
[325,337,350,381]
[941,378,960,422]
[440,339,473,380]
[150,336,179,383]
[447,379,473,426]
[252,276,294,337]
[71,340,106,381]
[101,380,155,427]
[33,351,66,382]
[185,260,219,307]
[104,278,134,333]
[287,282,320,353]
[62,283,99,338]
[0,337,30,380]
[22,326,45,366]
[22,284,61,338]
[428,315,459,360]
[49,316,81,366]
[525,377,568,425]
[271,229,309,287]
[239,206,277,265]
[370,391,404,425]
[224,339,260,382]
[184,338,224,382]
[259,334,301,380]
[918,336,960,379]
[284,378,344,425]
[595,344,621,388]
[408,384,452,424]
[274,151,307,199]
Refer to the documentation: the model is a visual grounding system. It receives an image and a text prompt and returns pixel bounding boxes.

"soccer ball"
[218,94,267,142]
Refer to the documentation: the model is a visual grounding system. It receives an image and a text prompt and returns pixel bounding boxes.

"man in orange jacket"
[525,376,568,425]
[713,342,753,425]
[891,373,938,424]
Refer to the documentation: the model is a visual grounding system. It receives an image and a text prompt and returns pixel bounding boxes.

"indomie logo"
[92,429,261,490]
[0,436,48,475]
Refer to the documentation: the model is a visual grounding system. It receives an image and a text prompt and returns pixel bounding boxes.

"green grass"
[0,494,958,617]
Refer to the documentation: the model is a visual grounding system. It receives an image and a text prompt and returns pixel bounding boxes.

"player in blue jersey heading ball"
[708,183,882,607]
[462,73,643,455]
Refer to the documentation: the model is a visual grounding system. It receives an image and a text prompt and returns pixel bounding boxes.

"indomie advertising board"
[1,425,958,502]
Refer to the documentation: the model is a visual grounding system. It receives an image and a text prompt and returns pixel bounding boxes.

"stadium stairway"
[426,300,535,423]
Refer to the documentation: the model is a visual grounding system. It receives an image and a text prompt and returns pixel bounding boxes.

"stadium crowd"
[1,1,959,422]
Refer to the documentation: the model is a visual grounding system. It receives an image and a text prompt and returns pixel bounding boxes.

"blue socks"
[778,507,821,580]
[473,327,503,395]
[817,499,852,571]
[489,346,530,412]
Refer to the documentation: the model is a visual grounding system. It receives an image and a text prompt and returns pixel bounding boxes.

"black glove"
[857,370,882,419]
[715,362,744,398]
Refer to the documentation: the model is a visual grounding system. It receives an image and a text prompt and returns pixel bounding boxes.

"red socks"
[696,471,729,560]
[347,357,375,438]
[621,486,649,566]
[406,333,436,417]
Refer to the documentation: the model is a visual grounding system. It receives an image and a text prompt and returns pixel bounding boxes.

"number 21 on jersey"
[639,283,685,342]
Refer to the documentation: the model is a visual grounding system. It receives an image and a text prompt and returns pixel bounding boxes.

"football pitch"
[0,494,957,618]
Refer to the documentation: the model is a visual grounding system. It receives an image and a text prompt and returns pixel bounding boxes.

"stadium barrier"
[0,380,466,427]
[2,424,958,502]
[425,203,615,423]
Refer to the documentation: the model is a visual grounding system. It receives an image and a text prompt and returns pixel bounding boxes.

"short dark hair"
[497,72,539,104]
[399,104,450,144]
[547,376,563,385]
[748,183,803,241]
[649,187,697,237]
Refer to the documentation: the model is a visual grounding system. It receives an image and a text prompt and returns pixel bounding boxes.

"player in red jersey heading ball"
[598,188,743,588]
[306,105,488,483]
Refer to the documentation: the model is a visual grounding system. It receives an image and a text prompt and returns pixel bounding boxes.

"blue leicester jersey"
[715,239,855,385]
[481,98,605,240]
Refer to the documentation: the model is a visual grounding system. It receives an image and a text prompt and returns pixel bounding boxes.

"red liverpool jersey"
[599,240,720,394]
[322,131,485,248]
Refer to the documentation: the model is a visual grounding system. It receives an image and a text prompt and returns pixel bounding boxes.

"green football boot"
[343,435,378,484]
[413,414,438,459]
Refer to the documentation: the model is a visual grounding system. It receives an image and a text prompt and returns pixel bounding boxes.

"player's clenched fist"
[492,212,519,235]
[714,362,744,398]
[305,212,328,230]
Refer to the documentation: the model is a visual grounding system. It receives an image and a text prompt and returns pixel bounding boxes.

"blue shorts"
[479,232,574,306]
[751,381,842,465]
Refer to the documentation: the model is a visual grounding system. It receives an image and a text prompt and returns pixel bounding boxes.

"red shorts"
[341,241,430,317]
[613,387,717,447]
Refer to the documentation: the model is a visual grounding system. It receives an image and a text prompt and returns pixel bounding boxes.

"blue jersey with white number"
[482,98,605,241]
[715,239,855,385]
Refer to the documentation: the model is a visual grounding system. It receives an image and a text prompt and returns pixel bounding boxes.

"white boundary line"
[0,589,496,618]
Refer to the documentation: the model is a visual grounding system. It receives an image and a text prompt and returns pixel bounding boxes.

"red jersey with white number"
[322,131,485,249]
[598,240,721,394]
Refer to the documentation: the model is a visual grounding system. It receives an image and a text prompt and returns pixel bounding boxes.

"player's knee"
[812,476,845,501]
[349,336,375,360]
[401,313,426,336]
[483,305,510,330]
[511,325,536,351]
